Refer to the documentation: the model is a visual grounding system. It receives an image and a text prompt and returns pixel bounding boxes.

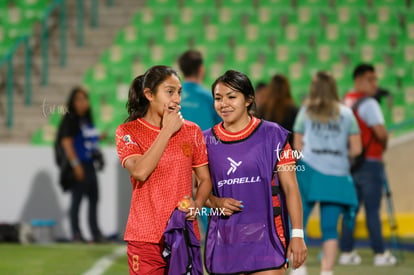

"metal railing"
[0,0,116,128]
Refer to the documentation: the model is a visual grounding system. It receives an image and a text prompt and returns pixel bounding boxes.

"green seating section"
[32,0,414,145]
[0,0,52,57]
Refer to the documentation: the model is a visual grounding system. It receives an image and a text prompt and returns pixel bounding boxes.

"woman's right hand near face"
[161,104,184,135]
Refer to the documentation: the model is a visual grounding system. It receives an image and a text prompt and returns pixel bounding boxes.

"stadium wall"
[0,146,131,241]
[1,135,413,240]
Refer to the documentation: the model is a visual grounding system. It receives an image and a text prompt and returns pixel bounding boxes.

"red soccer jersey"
[116,118,208,243]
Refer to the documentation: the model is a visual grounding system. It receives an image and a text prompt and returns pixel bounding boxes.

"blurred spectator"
[55,87,105,243]
[178,49,221,130]
[258,74,298,145]
[293,71,362,275]
[178,50,220,237]
[340,64,396,266]
[254,81,267,111]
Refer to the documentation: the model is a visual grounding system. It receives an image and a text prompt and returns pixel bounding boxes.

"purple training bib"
[204,120,290,274]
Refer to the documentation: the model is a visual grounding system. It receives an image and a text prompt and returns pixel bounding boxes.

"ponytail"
[125,75,147,122]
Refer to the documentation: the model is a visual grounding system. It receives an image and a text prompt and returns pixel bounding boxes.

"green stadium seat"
[32,124,56,145]
[281,24,314,47]
[129,57,152,78]
[403,83,414,107]
[370,0,407,8]
[48,112,62,127]
[404,17,414,43]
[2,6,33,39]
[145,0,181,17]
[334,0,367,9]
[258,0,292,7]
[320,23,353,49]
[391,92,408,124]
[328,5,362,30]
[362,6,400,27]
[270,43,301,65]
[17,0,50,22]
[362,23,393,46]
[288,6,322,27]
[221,0,253,6]
[114,25,143,58]
[403,44,414,63]
[314,44,342,65]
[351,42,385,63]
[83,64,117,100]
[329,62,353,96]
[0,25,14,56]
[100,46,133,82]
[183,0,217,15]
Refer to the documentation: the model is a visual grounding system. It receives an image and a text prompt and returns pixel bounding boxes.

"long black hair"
[211,70,256,112]
[125,65,179,122]
[65,86,93,126]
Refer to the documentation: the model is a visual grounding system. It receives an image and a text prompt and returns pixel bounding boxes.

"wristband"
[70,159,80,167]
[291,228,304,238]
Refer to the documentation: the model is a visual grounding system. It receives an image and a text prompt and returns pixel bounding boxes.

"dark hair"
[58,87,93,140]
[66,86,93,124]
[255,81,267,92]
[178,50,203,77]
[353,63,375,80]
[211,70,255,112]
[125,65,179,122]
[261,74,295,123]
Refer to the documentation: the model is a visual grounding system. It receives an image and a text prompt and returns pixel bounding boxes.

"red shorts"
[127,241,167,275]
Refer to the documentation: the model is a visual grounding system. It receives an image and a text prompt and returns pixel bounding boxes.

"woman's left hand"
[287,237,307,269]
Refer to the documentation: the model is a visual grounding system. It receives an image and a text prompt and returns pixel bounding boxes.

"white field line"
[83,246,126,275]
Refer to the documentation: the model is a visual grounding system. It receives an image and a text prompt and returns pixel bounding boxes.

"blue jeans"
[340,159,386,254]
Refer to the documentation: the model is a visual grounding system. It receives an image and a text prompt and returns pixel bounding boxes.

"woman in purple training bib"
[204,70,307,274]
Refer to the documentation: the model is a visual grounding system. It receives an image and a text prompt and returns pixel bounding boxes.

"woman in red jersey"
[115,65,212,275]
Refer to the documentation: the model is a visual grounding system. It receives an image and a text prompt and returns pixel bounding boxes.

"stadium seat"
[289,6,322,28]
[83,64,117,102]
[113,25,146,59]
[1,5,32,39]
[100,45,133,82]
[183,0,217,16]
[17,0,50,22]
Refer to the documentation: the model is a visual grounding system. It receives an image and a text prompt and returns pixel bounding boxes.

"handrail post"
[41,17,49,85]
[91,0,99,28]
[6,56,13,128]
[77,0,84,46]
[25,36,32,105]
[60,0,67,67]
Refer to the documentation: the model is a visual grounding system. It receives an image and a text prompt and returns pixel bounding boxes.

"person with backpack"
[55,86,105,243]
[292,71,362,275]
[340,64,397,266]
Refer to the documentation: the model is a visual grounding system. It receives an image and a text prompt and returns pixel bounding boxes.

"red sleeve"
[115,124,143,167]
[192,125,208,167]
[277,143,297,166]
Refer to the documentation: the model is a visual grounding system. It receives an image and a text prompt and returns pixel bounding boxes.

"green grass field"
[0,243,413,274]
